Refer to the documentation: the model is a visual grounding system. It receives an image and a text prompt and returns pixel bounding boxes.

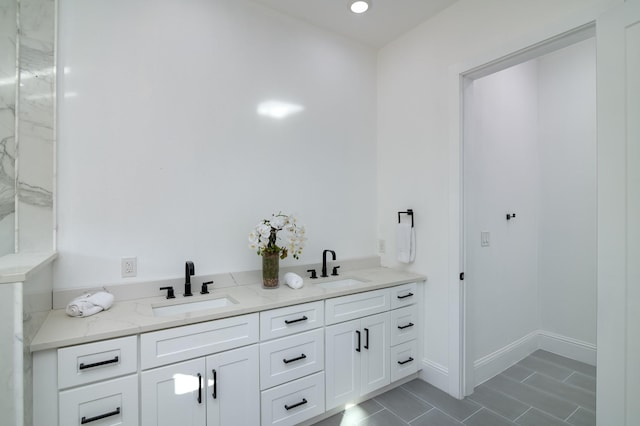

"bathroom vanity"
[31,267,424,426]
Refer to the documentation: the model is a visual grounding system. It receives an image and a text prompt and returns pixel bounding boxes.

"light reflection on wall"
[257,100,304,119]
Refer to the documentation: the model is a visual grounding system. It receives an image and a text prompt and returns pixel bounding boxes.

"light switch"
[481,231,490,247]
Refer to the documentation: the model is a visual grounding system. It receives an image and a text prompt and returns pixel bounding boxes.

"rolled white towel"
[86,291,115,310]
[284,272,304,289]
[66,291,114,317]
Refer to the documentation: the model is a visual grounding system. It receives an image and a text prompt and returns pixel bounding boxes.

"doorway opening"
[460,24,597,398]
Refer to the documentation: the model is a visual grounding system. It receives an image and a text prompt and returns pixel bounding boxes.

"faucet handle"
[332,266,340,276]
[201,281,213,294]
[307,269,317,279]
[160,286,175,299]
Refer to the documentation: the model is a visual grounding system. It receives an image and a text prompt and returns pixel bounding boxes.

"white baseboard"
[537,330,596,366]
[472,330,597,386]
[473,331,539,386]
[419,358,449,392]
[416,330,596,396]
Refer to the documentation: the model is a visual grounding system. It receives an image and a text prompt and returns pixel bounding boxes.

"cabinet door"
[360,312,390,395]
[206,345,260,426]
[141,358,206,426]
[325,319,360,411]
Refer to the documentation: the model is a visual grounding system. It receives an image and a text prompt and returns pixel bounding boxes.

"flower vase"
[262,252,280,289]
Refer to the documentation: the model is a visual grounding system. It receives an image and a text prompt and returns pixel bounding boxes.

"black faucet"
[184,261,195,296]
[321,250,336,278]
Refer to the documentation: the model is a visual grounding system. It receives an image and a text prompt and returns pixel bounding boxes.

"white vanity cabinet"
[33,280,423,426]
[324,289,391,411]
[33,335,139,426]
[140,313,260,426]
[259,301,326,426]
[389,282,419,381]
[140,345,259,426]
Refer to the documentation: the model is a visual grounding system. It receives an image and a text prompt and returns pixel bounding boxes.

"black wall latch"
[460,272,464,281]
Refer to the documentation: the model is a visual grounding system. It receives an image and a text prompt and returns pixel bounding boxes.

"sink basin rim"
[315,278,367,289]
[152,296,238,317]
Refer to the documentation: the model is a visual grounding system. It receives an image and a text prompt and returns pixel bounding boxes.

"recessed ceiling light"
[350,1,370,14]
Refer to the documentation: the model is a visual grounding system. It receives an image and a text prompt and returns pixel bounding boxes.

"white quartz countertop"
[31,267,425,352]
[0,252,57,284]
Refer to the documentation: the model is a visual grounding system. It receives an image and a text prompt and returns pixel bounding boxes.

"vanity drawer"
[390,340,419,382]
[260,301,324,340]
[59,374,138,426]
[390,305,418,346]
[260,328,324,390]
[261,371,325,426]
[57,335,137,389]
[390,282,418,310]
[325,288,390,325]
[140,313,259,369]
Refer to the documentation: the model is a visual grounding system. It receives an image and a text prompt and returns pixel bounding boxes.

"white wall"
[538,38,597,346]
[377,0,619,383]
[56,0,378,288]
[466,61,541,363]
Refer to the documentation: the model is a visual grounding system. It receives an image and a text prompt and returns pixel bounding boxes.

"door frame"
[446,20,597,398]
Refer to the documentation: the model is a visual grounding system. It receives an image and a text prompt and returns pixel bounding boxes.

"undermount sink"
[152,296,237,317]
[315,278,366,290]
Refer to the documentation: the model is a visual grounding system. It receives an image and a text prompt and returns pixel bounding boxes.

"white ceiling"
[250,0,460,48]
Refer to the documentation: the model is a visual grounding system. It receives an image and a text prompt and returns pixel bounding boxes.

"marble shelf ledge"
[0,252,58,284]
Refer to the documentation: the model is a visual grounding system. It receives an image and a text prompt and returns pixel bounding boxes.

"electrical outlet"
[121,257,137,278]
[378,239,386,254]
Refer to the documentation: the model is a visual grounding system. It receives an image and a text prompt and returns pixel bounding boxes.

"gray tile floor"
[312,350,596,426]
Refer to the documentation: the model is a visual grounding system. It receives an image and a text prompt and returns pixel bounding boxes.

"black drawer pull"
[283,354,307,364]
[398,322,415,330]
[355,330,361,352]
[397,292,414,299]
[81,407,120,424]
[197,373,202,404]
[212,369,217,399]
[284,398,308,411]
[398,357,414,365]
[364,328,369,350]
[284,316,308,325]
[79,356,119,370]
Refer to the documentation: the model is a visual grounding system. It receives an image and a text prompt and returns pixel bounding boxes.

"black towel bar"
[397,209,414,228]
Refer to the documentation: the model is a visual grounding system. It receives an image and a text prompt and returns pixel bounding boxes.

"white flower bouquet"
[248,212,306,260]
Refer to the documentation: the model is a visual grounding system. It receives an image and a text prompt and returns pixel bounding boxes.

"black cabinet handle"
[283,354,307,364]
[284,316,308,325]
[364,328,369,350]
[398,323,415,330]
[398,357,414,365]
[397,292,414,299]
[212,369,217,399]
[284,398,308,411]
[355,330,361,352]
[197,373,202,404]
[79,356,119,370]
[81,407,120,424]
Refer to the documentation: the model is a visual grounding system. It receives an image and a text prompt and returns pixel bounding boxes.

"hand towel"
[66,291,114,317]
[284,272,304,289]
[397,222,416,264]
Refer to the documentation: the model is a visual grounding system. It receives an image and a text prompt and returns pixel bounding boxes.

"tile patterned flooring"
[312,350,596,426]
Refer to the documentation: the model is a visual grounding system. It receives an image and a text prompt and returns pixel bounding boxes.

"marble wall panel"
[0,0,16,255]
[17,0,55,252]
[0,283,24,426]
[23,263,53,426]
